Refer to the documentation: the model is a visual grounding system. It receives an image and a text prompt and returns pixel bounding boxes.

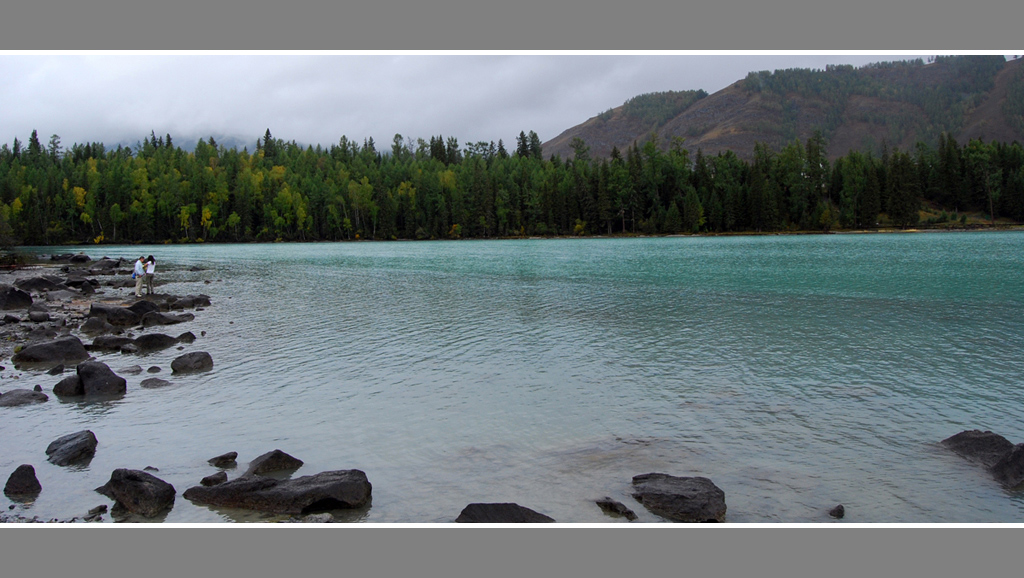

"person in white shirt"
[133,256,146,297]
[145,255,156,295]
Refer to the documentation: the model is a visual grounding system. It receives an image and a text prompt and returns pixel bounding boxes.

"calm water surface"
[4,232,1024,522]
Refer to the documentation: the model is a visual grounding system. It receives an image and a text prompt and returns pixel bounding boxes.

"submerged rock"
[455,503,555,523]
[139,377,172,389]
[46,430,98,466]
[183,470,371,515]
[208,452,238,468]
[829,504,845,519]
[631,473,727,522]
[990,445,1024,489]
[95,469,176,518]
[596,497,638,521]
[942,430,1024,488]
[941,430,1014,468]
[0,389,49,407]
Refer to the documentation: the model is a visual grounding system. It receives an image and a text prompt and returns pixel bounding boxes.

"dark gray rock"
[46,430,98,466]
[990,444,1024,489]
[631,473,727,522]
[47,364,65,375]
[147,366,161,373]
[244,450,304,477]
[33,384,42,392]
[0,389,49,407]
[53,374,84,397]
[28,311,51,323]
[69,254,91,263]
[92,258,120,270]
[15,276,66,293]
[941,430,1015,468]
[0,284,32,310]
[88,335,134,352]
[829,504,845,519]
[596,497,638,521]
[4,465,41,496]
[128,300,161,317]
[455,503,555,523]
[77,361,127,395]
[208,452,238,468]
[141,311,195,327]
[201,471,228,487]
[140,377,172,389]
[88,303,141,327]
[183,470,371,515]
[171,351,213,374]
[119,365,143,375]
[95,469,175,518]
[3,313,19,323]
[176,331,196,344]
[133,333,178,352]
[11,336,88,367]
[80,316,116,335]
[120,343,139,354]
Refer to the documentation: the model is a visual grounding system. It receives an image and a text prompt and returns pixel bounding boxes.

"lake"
[4,231,1024,522]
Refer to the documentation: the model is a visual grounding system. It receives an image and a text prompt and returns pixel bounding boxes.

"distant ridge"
[544,56,1024,160]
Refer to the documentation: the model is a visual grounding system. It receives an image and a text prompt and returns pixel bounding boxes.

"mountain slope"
[544,56,1024,161]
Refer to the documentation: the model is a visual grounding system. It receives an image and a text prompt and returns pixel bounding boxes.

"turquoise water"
[4,231,1024,522]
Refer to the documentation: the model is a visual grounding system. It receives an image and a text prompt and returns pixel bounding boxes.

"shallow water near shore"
[4,231,1024,523]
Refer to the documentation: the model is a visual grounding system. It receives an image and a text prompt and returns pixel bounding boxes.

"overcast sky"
[0,53,957,152]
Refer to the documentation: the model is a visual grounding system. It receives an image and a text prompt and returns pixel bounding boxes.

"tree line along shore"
[1,127,1022,249]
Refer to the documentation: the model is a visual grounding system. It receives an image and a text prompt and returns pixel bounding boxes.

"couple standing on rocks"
[133,256,156,298]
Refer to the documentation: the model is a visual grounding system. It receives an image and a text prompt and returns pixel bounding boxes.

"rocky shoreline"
[3,253,1023,523]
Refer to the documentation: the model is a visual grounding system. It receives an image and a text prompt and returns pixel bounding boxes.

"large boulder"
[0,284,32,310]
[455,503,555,523]
[128,300,161,317]
[46,430,98,466]
[171,351,213,374]
[53,374,84,397]
[87,335,134,352]
[244,450,304,477]
[940,430,1015,468]
[15,276,67,293]
[4,465,42,496]
[133,333,179,352]
[0,389,49,407]
[631,473,727,522]
[77,361,127,395]
[88,303,141,327]
[183,470,371,515]
[95,469,176,518]
[92,258,121,270]
[80,316,116,335]
[11,336,89,367]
